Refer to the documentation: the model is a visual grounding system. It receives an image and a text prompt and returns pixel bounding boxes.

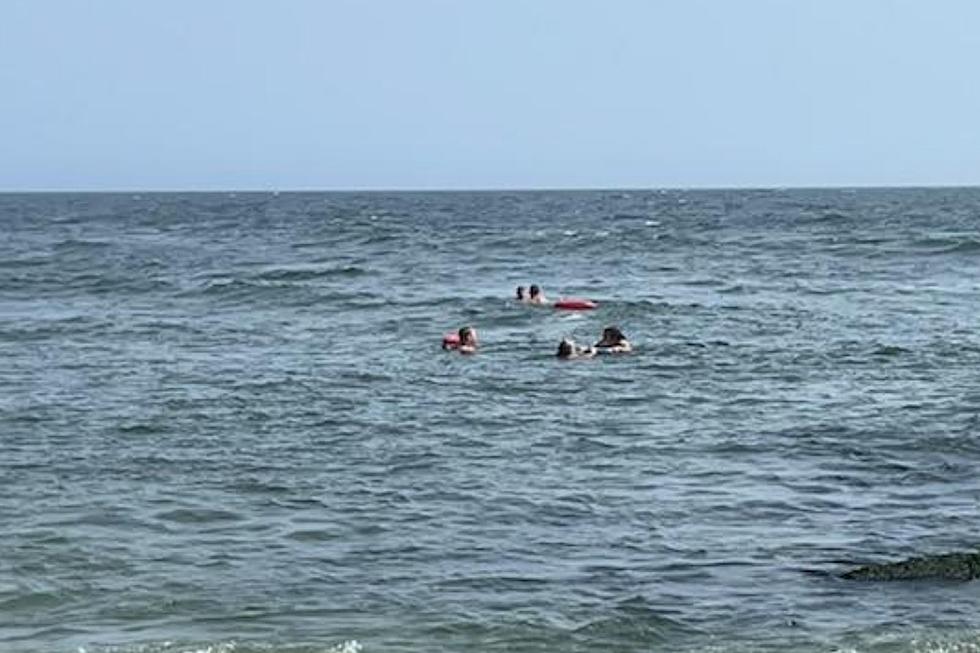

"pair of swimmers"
[557,326,632,359]
[444,325,631,358]
[516,285,547,305]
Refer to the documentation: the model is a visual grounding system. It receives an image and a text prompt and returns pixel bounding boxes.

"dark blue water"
[3,189,980,653]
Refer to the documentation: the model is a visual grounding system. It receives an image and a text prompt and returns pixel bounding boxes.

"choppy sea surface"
[2,188,980,653]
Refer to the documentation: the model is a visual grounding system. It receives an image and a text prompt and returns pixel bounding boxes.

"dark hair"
[557,339,574,358]
[529,284,540,297]
[602,326,626,343]
[459,326,473,341]
[516,286,525,299]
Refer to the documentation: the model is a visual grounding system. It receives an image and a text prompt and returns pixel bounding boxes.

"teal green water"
[2,189,980,652]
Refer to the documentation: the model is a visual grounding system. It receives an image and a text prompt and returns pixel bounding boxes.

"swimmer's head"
[516,286,525,300]
[458,326,477,345]
[557,338,574,358]
[529,285,541,298]
[601,326,626,343]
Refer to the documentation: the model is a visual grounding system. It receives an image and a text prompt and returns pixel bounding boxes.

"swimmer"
[516,286,527,302]
[557,338,595,359]
[457,326,479,354]
[594,326,632,353]
[528,284,548,305]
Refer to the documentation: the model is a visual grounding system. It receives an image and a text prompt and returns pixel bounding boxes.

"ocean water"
[2,188,980,653]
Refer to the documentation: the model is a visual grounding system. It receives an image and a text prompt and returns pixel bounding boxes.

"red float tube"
[554,298,597,310]
[442,332,461,349]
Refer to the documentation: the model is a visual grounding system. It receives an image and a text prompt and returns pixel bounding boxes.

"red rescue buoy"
[554,298,597,310]
[442,332,461,349]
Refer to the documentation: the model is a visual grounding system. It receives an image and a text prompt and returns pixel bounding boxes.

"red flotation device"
[554,298,597,310]
[442,332,460,349]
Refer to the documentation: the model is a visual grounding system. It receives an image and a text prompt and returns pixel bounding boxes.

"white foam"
[179,644,236,653]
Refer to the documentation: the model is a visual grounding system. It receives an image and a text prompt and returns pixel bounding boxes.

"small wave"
[185,278,324,306]
[357,232,399,246]
[941,239,980,255]
[683,277,724,287]
[872,344,911,357]
[13,266,174,293]
[285,528,340,543]
[0,589,66,613]
[718,283,749,294]
[0,315,107,341]
[116,422,167,436]
[0,252,52,268]
[76,642,362,653]
[911,235,980,255]
[251,265,373,282]
[573,596,695,643]
[53,238,113,251]
[155,508,245,524]
[794,284,855,295]
[813,211,851,223]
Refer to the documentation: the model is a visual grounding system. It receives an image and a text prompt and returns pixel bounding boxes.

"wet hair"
[458,326,473,342]
[601,326,626,344]
[516,286,525,299]
[529,285,540,297]
[557,339,574,358]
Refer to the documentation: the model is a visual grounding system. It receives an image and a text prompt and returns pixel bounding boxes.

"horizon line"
[1,181,979,194]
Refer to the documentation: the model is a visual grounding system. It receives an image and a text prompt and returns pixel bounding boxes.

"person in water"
[457,326,479,354]
[516,286,527,302]
[527,284,548,305]
[594,326,632,353]
[557,338,595,359]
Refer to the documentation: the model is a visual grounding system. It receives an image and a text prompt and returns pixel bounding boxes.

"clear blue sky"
[2,0,979,190]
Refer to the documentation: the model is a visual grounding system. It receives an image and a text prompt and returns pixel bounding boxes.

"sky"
[1,0,979,191]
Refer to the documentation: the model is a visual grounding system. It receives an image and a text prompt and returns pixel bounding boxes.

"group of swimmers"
[444,286,633,359]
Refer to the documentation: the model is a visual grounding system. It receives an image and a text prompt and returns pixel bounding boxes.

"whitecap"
[330,642,363,653]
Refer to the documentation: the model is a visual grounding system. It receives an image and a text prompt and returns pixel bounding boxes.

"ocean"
[2,188,980,653]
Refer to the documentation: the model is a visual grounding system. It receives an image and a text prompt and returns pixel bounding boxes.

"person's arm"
[458,344,477,354]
